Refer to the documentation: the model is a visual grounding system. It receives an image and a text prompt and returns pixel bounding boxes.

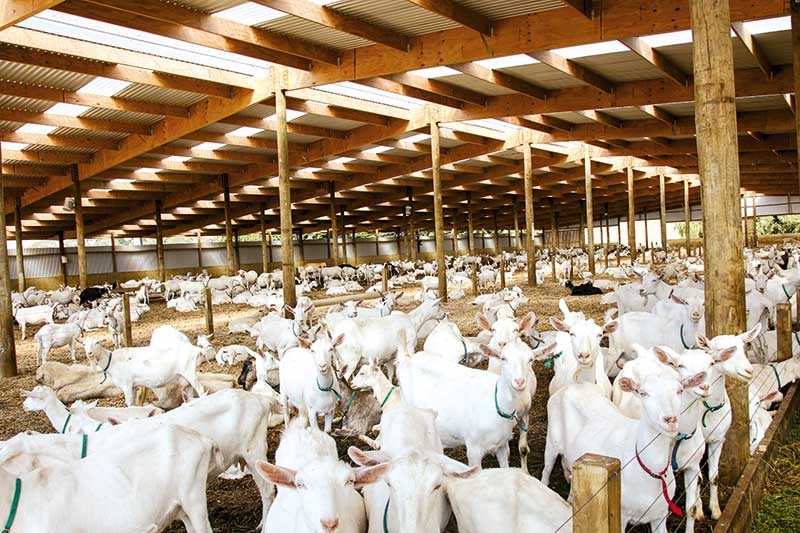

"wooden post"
[471,263,478,295]
[752,195,759,247]
[382,264,389,293]
[58,231,68,287]
[794,0,800,224]
[451,209,459,256]
[643,210,649,253]
[374,229,380,258]
[71,164,88,289]
[616,219,622,267]
[0,161,18,377]
[584,146,595,275]
[13,197,24,292]
[154,199,165,282]
[268,230,274,266]
[351,228,358,265]
[431,120,448,301]
[492,210,500,255]
[259,204,268,272]
[204,287,214,335]
[276,87,297,312]
[579,199,586,249]
[626,162,636,261]
[523,143,537,286]
[513,195,522,250]
[500,256,506,289]
[109,234,118,281]
[467,191,475,255]
[684,178,691,257]
[777,303,792,362]
[329,181,340,264]
[234,228,241,271]
[550,200,557,282]
[121,292,133,348]
[296,228,304,267]
[572,454,622,533]
[691,0,749,484]
[604,205,610,271]
[221,174,235,276]
[659,173,668,251]
[341,205,349,263]
[196,231,204,270]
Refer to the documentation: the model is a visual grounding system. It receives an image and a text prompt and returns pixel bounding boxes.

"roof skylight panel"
[23,11,271,76]
[1,142,30,151]
[552,41,629,59]
[641,30,693,48]
[17,124,57,134]
[213,2,287,25]
[193,142,226,151]
[474,55,540,69]
[78,78,132,97]
[320,82,425,110]
[163,156,191,163]
[45,103,90,116]
[409,66,461,78]
[227,126,264,137]
[743,16,790,35]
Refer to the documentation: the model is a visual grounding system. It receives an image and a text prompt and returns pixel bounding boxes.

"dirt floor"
[0,271,727,531]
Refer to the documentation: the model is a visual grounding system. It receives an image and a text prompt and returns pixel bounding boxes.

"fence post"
[121,292,133,348]
[777,303,792,362]
[204,287,214,335]
[499,256,506,289]
[570,255,575,282]
[382,264,389,293]
[471,263,478,295]
[572,453,622,533]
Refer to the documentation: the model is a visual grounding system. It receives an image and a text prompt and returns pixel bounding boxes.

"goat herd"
[1,244,799,532]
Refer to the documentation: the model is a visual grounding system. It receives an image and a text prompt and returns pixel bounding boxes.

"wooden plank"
[72,0,327,67]
[0,108,153,135]
[405,0,493,35]
[572,454,621,533]
[713,382,800,533]
[620,36,689,86]
[450,62,549,100]
[638,105,676,126]
[252,0,409,51]
[529,50,615,94]
[0,0,64,31]
[691,0,749,483]
[357,78,464,108]
[386,72,487,106]
[659,172,667,250]
[576,109,623,128]
[731,22,773,78]
[561,0,593,20]
[221,174,235,276]
[70,164,87,289]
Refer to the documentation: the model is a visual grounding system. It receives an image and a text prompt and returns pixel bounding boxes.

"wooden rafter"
[731,22,774,78]
[450,62,549,100]
[356,78,465,108]
[619,36,689,86]
[0,0,64,30]
[638,105,677,126]
[404,0,493,35]
[560,0,594,19]
[528,50,615,94]
[0,108,153,135]
[384,73,487,106]
[251,0,409,51]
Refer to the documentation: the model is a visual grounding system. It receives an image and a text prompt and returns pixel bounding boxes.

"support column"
[550,200,557,282]
[752,195,759,247]
[351,228,358,265]
[523,143,537,286]
[109,234,118,280]
[341,205,349,263]
[492,210,499,255]
[71,164,87,289]
[691,0,748,483]
[154,199,165,282]
[276,87,296,311]
[13,197,24,292]
[659,173,668,251]
[259,204,268,272]
[221,174,235,276]
[584,146,595,275]
[627,162,636,260]
[617,219,622,266]
[451,209,459,256]
[267,230,273,265]
[742,195,749,249]
[513,195,522,250]
[375,229,380,258]
[58,231,68,286]
[604,205,610,270]
[579,200,585,249]
[407,188,416,261]
[431,120,447,301]
[684,178,691,256]
[643,210,649,252]
[196,231,204,270]
[467,192,475,255]
[329,181,339,264]
[793,1,800,209]
[296,228,304,266]
[0,153,19,377]
[234,228,241,271]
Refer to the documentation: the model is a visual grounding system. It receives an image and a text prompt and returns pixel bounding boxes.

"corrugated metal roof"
[79,107,163,127]
[436,74,516,96]
[754,30,791,66]
[573,52,667,83]
[0,62,94,90]
[501,63,586,90]
[256,16,372,50]
[0,95,53,113]
[50,127,128,141]
[325,0,459,38]
[0,120,22,131]
[293,113,364,130]
[24,144,97,154]
[458,0,565,20]
[114,84,207,108]
[173,0,244,13]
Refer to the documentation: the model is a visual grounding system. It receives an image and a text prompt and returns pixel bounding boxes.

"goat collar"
[291,320,301,338]
[61,413,72,434]
[459,339,468,364]
[671,429,697,471]
[382,498,390,533]
[635,443,682,517]
[782,283,793,302]
[770,364,783,390]
[679,324,695,350]
[2,478,21,533]
[701,399,725,428]
[99,351,113,384]
[543,351,562,370]
[380,387,396,409]
[316,374,343,401]
[493,381,527,432]
[81,434,88,459]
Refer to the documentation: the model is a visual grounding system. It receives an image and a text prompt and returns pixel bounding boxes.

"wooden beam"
[405,0,493,35]
[277,87,296,311]
[731,22,774,78]
[450,62,549,100]
[1,1,64,30]
[638,105,676,126]
[658,172,667,249]
[576,110,623,128]
[13,197,25,291]
[523,143,537,286]
[528,50,615,94]
[154,199,165,282]
[627,161,636,259]
[0,27,247,94]
[70,164,87,289]
[252,0,409,51]
[357,78,464,108]
[0,108,153,135]
[385,72,487,106]
[0,148,18,376]
[70,0,333,67]
[620,36,690,86]
[793,1,800,202]
[691,0,748,484]
[584,145,595,274]
[561,0,594,19]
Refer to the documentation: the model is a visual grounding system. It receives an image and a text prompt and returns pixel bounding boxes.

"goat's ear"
[108,417,122,426]
[353,463,391,488]
[550,317,569,333]
[740,323,762,344]
[670,293,688,305]
[347,446,390,467]
[617,377,640,394]
[533,343,558,362]
[653,346,677,367]
[297,336,312,349]
[476,312,491,332]
[479,344,500,360]
[681,371,706,389]
[255,461,297,488]
[746,272,754,280]
[518,312,536,333]
[603,320,618,335]
[696,334,711,351]
[331,333,345,348]
[714,346,737,363]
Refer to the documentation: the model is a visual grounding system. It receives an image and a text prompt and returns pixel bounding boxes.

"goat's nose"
[499,341,507,348]
[513,378,526,390]
[321,518,339,532]
[663,416,678,425]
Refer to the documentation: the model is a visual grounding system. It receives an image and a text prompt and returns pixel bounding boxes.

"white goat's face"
[494,340,534,392]
[696,324,760,383]
[639,272,662,296]
[675,349,715,399]
[551,317,615,367]
[310,334,344,374]
[619,373,684,436]
[21,386,53,412]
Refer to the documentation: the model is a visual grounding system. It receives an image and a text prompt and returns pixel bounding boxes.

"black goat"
[564,280,602,296]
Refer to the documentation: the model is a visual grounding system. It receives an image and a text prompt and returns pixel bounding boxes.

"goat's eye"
[639,391,649,397]
[432,483,442,492]
[677,389,684,395]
